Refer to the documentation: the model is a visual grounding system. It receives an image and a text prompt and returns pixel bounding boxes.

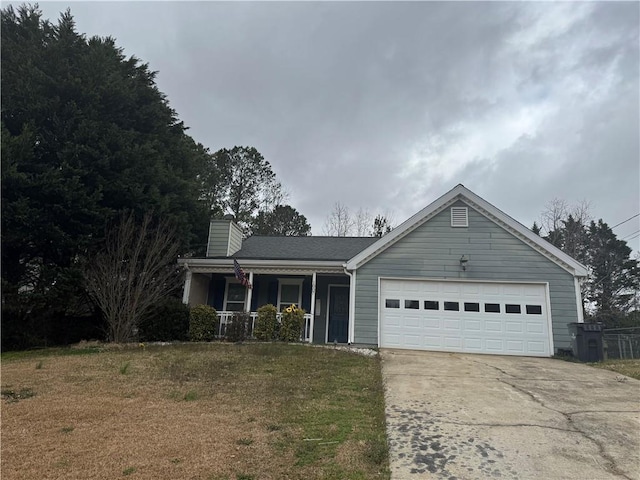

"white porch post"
[182,269,193,305]
[246,271,254,312]
[309,272,317,343]
[348,270,356,344]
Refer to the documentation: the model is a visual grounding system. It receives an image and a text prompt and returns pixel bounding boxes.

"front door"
[328,286,349,343]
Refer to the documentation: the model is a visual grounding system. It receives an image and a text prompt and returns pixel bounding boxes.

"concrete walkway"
[381,349,640,480]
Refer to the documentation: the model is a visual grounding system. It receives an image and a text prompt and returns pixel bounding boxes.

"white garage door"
[380,279,552,357]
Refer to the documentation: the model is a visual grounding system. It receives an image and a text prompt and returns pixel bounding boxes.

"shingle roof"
[226,236,379,261]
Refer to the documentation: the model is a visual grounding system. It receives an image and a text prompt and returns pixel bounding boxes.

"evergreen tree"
[250,205,311,236]
[586,220,640,315]
[1,5,209,348]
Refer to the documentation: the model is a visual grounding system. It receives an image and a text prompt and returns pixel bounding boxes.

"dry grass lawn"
[1,343,389,480]
[592,358,640,380]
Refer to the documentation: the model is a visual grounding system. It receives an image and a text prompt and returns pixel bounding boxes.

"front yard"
[1,343,389,480]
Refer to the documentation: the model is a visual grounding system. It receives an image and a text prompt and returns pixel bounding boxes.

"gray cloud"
[36,2,640,249]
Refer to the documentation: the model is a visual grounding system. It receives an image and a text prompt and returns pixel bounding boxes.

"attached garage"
[346,185,589,357]
[379,279,552,356]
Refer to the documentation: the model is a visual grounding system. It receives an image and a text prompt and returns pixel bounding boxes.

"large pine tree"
[1,5,209,348]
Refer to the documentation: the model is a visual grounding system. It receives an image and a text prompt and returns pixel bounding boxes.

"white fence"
[217,311,313,342]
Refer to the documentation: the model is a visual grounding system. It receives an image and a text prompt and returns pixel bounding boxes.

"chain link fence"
[603,327,640,360]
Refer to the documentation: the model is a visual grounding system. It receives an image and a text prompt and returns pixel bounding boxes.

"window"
[451,207,469,227]
[278,279,303,312]
[405,300,419,309]
[424,300,439,310]
[526,305,542,315]
[484,303,500,313]
[224,281,246,312]
[444,301,459,311]
[464,302,480,312]
[385,299,400,309]
[505,304,522,314]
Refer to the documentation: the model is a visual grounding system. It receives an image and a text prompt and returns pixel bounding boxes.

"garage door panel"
[485,339,504,352]
[485,321,502,332]
[380,279,551,357]
[527,341,546,354]
[464,338,483,350]
[443,283,461,295]
[423,317,440,328]
[506,340,525,353]
[465,319,482,332]
[462,283,480,295]
[444,337,462,348]
[443,319,461,330]
[423,336,443,347]
[505,322,523,333]
[403,334,421,347]
[403,315,421,329]
[526,322,544,334]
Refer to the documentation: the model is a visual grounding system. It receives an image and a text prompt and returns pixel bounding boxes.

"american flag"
[233,259,252,288]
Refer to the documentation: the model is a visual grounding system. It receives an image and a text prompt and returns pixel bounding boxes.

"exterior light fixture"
[459,255,469,271]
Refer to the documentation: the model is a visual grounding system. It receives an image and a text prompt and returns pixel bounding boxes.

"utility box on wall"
[568,323,605,362]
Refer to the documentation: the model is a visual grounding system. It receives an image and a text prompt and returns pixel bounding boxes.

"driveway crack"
[498,378,634,480]
[435,419,579,433]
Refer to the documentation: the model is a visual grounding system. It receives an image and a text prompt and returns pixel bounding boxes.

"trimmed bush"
[225,313,250,342]
[188,305,218,341]
[254,304,278,341]
[279,304,305,342]
[138,297,190,342]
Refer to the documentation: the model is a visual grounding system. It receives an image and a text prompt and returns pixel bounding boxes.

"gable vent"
[451,207,469,227]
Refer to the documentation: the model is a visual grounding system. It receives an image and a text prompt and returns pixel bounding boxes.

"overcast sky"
[27,1,640,251]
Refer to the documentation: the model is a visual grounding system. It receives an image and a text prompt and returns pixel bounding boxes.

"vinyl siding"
[354,200,579,351]
[229,222,244,256]
[207,221,231,257]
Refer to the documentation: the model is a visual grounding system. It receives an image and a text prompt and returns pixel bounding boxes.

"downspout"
[182,263,192,305]
[343,264,356,345]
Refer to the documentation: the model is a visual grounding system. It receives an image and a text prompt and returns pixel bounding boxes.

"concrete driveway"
[381,349,640,480]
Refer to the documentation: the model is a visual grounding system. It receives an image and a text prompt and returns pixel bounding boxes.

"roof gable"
[345,184,588,277]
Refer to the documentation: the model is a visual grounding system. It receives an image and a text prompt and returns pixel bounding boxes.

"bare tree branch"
[322,202,355,236]
[84,212,183,343]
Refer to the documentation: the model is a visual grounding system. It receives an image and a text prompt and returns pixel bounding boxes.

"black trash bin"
[568,323,605,362]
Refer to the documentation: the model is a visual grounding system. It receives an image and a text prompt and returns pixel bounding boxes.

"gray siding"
[354,200,579,351]
[207,220,231,257]
[229,222,244,255]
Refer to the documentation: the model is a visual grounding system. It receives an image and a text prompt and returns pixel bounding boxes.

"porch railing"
[216,311,314,343]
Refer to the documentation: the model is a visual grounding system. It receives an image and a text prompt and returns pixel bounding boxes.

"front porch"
[182,268,352,344]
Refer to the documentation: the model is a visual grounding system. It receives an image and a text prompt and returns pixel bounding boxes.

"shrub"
[138,297,190,342]
[226,312,251,342]
[254,304,278,341]
[279,304,305,342]
[188,305,218,341]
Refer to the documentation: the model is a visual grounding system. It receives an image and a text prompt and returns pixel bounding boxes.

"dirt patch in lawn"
[1,343,389,480]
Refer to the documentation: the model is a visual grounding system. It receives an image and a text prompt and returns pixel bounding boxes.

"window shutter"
[451,207,468,227]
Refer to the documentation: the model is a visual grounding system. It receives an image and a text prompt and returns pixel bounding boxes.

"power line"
[611,213,639,229]
[623,229,640,240]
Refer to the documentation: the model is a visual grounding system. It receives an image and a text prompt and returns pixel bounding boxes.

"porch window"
[224,280,246,312]
[278,279,303,312]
